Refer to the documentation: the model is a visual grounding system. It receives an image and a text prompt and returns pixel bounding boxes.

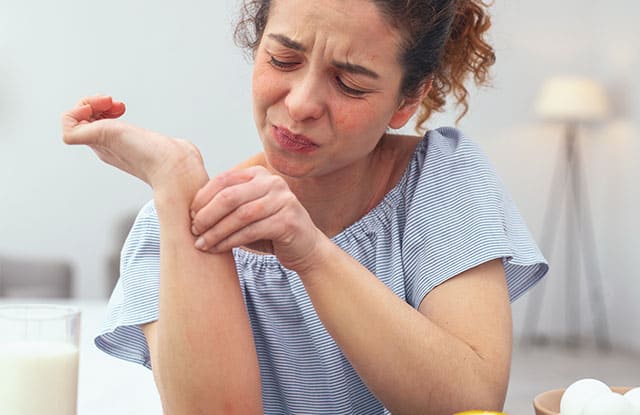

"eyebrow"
[331,60,379,79]
[266,33,380,80]
[267,33,306,52]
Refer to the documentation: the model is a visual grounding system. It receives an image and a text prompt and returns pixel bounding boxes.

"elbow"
[427,394,506,415]
[388,388,505,415]
[450,377,508,414]
[420,376,507,415]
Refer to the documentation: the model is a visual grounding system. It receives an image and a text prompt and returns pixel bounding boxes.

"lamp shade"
[535,76,609,122]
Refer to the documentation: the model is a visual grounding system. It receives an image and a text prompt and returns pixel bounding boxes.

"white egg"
[559,378,610,415]
[581,392,636,415]
[624,387,640,415]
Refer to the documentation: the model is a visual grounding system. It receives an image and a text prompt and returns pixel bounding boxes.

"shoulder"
[399,128,546,306]
[386,127,490,176]
[420,127,488,166]
[234,153,267,169]
[399,127,497,197]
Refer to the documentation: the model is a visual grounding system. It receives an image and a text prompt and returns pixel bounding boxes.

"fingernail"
[194,237,206,250]
[191,225,199,236]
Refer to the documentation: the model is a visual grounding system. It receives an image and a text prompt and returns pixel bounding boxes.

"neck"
[283,145,391,238]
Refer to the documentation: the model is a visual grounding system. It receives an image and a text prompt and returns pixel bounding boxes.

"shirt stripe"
[95,127,548,414]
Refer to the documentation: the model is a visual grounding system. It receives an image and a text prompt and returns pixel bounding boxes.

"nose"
[284,71,326,122]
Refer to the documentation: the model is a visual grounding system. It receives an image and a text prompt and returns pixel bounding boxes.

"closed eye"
[269,52,369,97]
[335,76,367,97]
[269,56,299,70]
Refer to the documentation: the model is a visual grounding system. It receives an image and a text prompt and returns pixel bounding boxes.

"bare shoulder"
[233,153,267,170]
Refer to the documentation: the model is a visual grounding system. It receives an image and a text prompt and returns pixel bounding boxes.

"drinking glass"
[0,304,81,415]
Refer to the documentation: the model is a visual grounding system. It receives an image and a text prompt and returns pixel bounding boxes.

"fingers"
[189,168,319,269]
[199,215,280,253]
[62,96,126,131]
[190,167,296,252]
[75,95,126,119]
[103,101,126,118]
[62,95,127,145]
[62,104,93,133]
[191,170,275,236]
[194,195,283,252]
[191,166,266,214]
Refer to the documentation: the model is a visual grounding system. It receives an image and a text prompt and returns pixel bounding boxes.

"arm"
[145,179,263,415]
[298,244,511,414]
[189,166,511,414]
[62,96,262,414]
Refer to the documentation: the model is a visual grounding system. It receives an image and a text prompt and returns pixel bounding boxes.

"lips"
[273,126,319,153]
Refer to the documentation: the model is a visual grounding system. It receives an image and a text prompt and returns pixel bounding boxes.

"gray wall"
[1,1,638,352]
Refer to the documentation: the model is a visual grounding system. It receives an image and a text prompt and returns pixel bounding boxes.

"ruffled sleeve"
[401,127,548,308]
[94,200,160,369]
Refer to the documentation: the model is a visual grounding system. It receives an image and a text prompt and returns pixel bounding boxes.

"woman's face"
[252,0,418,178]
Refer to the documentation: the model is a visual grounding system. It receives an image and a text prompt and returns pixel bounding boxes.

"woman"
[62,0,547,413]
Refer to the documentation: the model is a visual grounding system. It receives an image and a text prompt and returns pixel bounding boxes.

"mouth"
[272,126,319,153]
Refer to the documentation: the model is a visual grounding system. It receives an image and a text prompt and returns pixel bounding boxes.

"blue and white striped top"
[96,127,548,414]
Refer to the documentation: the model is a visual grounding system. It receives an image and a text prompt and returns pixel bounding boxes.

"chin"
[264,152,312,178]
[263,144,325,179]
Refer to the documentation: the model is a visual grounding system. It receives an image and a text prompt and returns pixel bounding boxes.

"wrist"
[152,171,207,219]
[152,172,206,200]
[288,231,336,282]
[145,134,208,192]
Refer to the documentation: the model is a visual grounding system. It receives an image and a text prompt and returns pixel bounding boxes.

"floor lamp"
[523,76,611,350]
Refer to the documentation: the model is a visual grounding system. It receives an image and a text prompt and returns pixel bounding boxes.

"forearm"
[152,177,262,414]
[298,239,509,415]
[61,97,262,412]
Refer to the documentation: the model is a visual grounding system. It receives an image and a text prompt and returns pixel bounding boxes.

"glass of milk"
[0,304,81,415]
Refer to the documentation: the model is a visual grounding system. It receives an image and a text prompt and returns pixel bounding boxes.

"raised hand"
[62,95,206,190]
[189,166,325,272]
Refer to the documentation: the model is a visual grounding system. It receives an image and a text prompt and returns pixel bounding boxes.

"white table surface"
[1,299,163,415]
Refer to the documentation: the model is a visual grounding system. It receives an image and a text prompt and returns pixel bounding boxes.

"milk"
[0,341,79,415]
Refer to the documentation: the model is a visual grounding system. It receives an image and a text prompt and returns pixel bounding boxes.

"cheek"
[333,103,388,137]
[334,109,360,133]
[252,66,285,109]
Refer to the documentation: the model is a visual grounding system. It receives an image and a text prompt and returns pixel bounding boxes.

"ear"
[388,80,432,129]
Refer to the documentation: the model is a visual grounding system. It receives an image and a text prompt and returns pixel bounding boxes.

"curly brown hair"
[234,0,495,132]
[419,0,496,129]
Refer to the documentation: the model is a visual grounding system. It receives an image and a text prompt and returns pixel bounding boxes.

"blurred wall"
[1,1,638,351]
[0,0,258,294]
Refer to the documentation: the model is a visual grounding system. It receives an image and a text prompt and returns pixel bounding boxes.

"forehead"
[265,0,403,63]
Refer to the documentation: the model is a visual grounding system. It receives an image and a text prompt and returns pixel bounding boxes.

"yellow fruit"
[453,412,507,415]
